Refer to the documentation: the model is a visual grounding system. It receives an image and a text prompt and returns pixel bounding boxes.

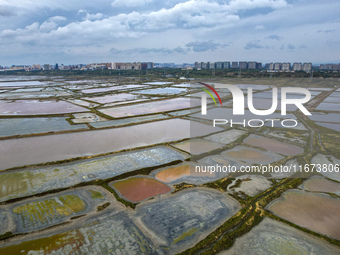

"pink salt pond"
[111,177,171,202]
[245,135,303,156]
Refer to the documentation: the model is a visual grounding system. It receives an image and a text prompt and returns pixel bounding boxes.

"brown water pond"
[268,190,340,240]
[111,177,171,202]
[222,146,280,164]
[303,177,340,194]
[245,135,303,156]
[0,118,219,170]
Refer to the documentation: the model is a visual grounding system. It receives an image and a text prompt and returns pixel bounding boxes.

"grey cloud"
[110,46,188,55]
[0,6,16,17]
[111,0,153,7]
[317,29,335,33]
[244,40,265,49]
[288,44,295,50]
[266,34,282,40]
[185,41,228,52]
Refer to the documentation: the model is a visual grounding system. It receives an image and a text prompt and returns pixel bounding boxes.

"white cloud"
[78,9,104,21]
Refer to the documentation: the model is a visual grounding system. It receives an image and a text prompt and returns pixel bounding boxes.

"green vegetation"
[12,195,86,225]
[3,68,339,80]
[203,177,235,192]
[88,190,104,199]
[0,232,14,241]
[229,179,242,190]
[173,228,199,245]
[0,229,84,254]
[97,202,110,212]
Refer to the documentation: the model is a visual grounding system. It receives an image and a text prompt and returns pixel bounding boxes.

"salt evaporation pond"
[100,97,200,118]
[111,177,171,202]
[0,100,88,115]
[133,87,187,95]
[154,164,213,184]
[81,84,147,93]
[221,217,340,255]
[244,135,303,156]
[222,146,283,164]
[303,177,340,195]
[84,93,140,104]
[268,190,340,240]
[0,119,218,170]
[155,164,191,183]
[172,139,223,155]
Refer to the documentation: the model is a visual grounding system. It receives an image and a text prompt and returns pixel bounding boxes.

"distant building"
[194,62,201,69]
[319,63,340,71]
[281,62,291,72]
[292,62,302,71]
[265,63,274,71]
[248,61,256,70]
[274,62,281,71]
[146,62,154,69]
[43,64,50,70]
[215,62,222,69]
[10,65,25,71]
[201,62,207,69]
[302,62,312,72]
[256,62,262,70]
[222,62,230,69]
[115,62,141,70]
[208,62,215,69]
[32,64,41,70]
[231,62,239,68]
[239,61,248,70]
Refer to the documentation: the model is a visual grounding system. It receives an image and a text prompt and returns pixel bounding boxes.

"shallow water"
[143,82,173,85]
[172,139,223,155]
[222,217,340,255]
[155,164,191,183]
[0,118,217,169]
[0,81,46,87]
[244,135,303,156]
[111,177,171,202]
[315,122,340,132]
[0,117,89,137]
[268,190,340,240]
[0,100,88,115]
[134,87,187,95]
[81,84,147,93]
[221,146,283,164]
[316,103,340,111]
[100,98,200,117]
[303,177,340,195]
[308,112,340,123]
[84,93,140,104]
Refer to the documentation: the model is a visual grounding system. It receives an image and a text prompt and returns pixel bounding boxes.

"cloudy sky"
[0,0,339,65]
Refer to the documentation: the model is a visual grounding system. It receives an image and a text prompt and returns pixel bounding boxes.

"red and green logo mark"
[199,82,222,106]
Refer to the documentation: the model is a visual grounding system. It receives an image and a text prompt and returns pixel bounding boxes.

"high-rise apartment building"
[302,62,312,72]
[239,61,248,69]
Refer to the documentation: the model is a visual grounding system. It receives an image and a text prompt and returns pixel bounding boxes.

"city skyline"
[0,0,339,66]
